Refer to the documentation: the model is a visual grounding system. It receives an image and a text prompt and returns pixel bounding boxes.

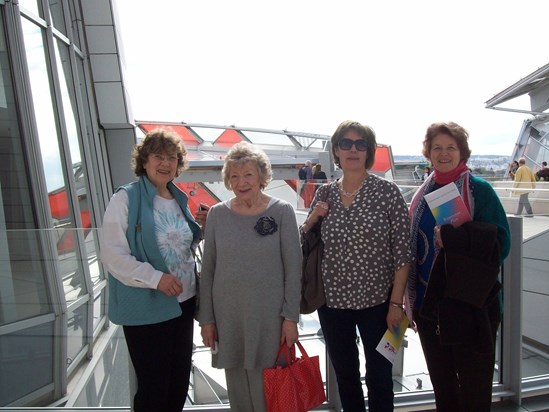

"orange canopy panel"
[138,124,200,147]
[372,145,391,173]
[174,182,221,215]
[213,129,244,147]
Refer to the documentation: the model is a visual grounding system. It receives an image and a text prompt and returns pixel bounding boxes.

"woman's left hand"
[434,225,444,248]
[386,304,404,332]
[280,319,299,347]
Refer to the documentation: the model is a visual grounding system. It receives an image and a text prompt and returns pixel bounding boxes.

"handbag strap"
[294,341,310,359]
[275,343,295,365]
[274,341,310,366]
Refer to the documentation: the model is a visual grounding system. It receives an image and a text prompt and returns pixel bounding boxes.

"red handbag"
[263,341,326,412]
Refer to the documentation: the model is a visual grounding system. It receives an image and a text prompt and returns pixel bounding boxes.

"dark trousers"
[123,297,195,412]
[414,301,500,412]
[516,193,533,215]
[318,301,393,412]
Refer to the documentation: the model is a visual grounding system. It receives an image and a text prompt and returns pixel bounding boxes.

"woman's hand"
[304,201,330,232]
[201,323,218,349]
[387,304,404,332]
[157,273,183,297]
[280,319,299,347]
[434,225,444,248]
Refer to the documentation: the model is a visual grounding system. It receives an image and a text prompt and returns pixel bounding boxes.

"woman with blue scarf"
[407,122,511,412]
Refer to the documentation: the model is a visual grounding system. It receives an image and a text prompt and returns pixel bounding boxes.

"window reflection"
[67,0,82,48]
[21,17,85,302]
[0,322,54,405]
[54,38,101,287]
[0,15,50,325]
[49,0,67,34]
[67,303,87,366]
[18,0,41,17]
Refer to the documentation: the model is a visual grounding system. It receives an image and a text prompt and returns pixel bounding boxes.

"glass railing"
[2,203,549,409]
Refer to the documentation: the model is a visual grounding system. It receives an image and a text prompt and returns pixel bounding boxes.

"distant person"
[298,160,314,207]
[312,163,328,180]
[100,129,207,412]
[199,142,301,411]
[536,161,549,181]
[298,160,313,181]
[513,157,537,216]
[408,122,511,412]
[508,160,519,180]
[301,120,412,411]
[421,166,431,181]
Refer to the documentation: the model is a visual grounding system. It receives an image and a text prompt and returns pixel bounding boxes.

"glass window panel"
[92,290,105,331]
[521,222,549,378]
[18,0,41,17]
[68,0,82,48]
[87,228,102,285]
[67,302,87,366]
[49,0,67,34]
[54,39,100,288]
[0,322,54,406]
[21,17,85,303]
[0,15,51,325]
[0,230,52,325]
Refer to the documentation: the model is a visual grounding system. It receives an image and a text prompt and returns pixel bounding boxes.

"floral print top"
[154,196,196,302]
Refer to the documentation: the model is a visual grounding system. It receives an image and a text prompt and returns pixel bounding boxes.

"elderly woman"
[407,122,511,412]
[301,120,412,412]
[100,129,206,411]
[199,142,302,412]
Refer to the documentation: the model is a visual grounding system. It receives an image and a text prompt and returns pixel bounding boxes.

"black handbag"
[300,186,330,314]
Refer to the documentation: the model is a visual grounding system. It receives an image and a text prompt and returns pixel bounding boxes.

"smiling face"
[429,133,461,173]
[143,152,179,189]
[334,129,368,172]
[229,161,263,201]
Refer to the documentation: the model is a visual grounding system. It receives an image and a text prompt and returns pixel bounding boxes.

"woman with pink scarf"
[407,122,510,412]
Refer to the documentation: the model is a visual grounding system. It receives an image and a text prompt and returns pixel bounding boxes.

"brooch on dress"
[254,217,278,236]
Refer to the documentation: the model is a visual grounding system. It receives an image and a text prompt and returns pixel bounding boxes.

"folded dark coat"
[420,221,502,350]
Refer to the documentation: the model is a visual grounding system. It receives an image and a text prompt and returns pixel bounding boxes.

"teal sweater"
[108,176,201,326]
[469,175,511,262]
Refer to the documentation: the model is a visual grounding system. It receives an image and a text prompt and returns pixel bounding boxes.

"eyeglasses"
[338,138,368,151]
[152,154,179,163]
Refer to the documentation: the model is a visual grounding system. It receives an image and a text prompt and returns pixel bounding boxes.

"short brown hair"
[132,128,188,177]
[331,120,376,170]
[422,122,471,162]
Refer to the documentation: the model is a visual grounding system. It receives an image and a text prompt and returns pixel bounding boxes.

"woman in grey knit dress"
[198,142,302,412]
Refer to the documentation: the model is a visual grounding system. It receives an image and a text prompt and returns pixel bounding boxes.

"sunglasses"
[338,138,368,151]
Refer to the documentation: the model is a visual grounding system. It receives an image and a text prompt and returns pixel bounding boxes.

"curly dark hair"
[330,120,377,170]
[422,122,471,162]
[131,128,188,177]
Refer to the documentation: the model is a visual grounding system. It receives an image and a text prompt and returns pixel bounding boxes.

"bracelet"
[390,301,404,309]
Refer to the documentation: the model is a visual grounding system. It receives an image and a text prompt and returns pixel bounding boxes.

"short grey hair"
[222,142,273,190]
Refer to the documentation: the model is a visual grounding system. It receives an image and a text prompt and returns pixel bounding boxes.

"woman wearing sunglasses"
[301,120,412,411]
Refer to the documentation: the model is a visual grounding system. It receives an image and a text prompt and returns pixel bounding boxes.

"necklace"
[338,178,365,198]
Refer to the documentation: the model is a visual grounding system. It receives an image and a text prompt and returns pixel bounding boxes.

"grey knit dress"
[198,198,302,370]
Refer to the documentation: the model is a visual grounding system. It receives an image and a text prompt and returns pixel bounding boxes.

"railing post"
[502,215,523,405]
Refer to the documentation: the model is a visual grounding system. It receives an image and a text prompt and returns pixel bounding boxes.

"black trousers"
[414,300,500,412]
[318,301,393,412]
[123,297,195,412]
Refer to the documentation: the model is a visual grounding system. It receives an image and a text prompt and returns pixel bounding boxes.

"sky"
[115,0,549,156]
